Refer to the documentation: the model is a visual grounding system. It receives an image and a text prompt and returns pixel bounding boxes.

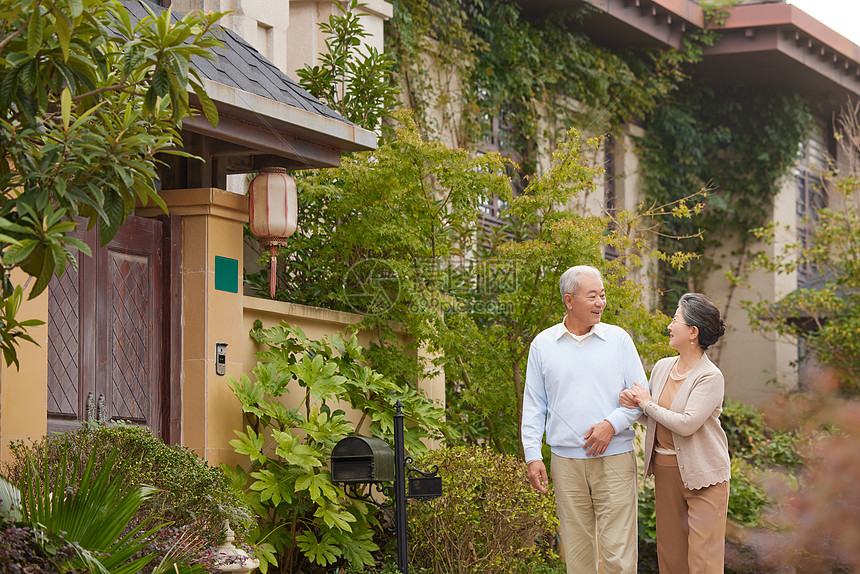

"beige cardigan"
[641,354,731,490]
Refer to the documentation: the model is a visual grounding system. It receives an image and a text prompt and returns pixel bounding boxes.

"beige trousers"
[551,451,638,574]
[653,461,729,574]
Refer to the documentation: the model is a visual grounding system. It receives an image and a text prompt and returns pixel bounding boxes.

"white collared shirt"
[555,321,606,347]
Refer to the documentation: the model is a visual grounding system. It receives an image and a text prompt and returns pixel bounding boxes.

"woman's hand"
[619,388,638,409]
[627,382,654,407]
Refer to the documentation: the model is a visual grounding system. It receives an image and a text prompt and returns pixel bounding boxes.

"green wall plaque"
[214,256,238,293]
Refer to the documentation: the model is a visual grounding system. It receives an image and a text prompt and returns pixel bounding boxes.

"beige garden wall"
[0,270,49,464]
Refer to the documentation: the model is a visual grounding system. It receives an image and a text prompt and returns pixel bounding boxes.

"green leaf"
[61,87,71,131]
[315,502,356,532]
[2,241,36,266]
[272,430,323,471]
[19,60,38,95]
[249,469,290,506]
[69,0,83,18]
[333,528,378,567]
[228,373,266,417]
[98,191,125,245]
[190,77,219,127]
[27,10,44,57]
[254,542,278,573]
[293,469,339,503]
[151,67,170,97]
[295,530,340,566]
[54,10,72,61]
[291,355,347,403]
[0,67,19,109]
[230,426,266,462]
[21,249,53,299]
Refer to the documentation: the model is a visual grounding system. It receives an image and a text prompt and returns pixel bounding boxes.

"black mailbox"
[331,436,395,483]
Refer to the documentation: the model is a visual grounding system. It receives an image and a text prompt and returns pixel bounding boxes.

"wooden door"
[47,216,168,437]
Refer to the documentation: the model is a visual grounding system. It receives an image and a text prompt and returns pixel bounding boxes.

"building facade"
[188,0,858,405]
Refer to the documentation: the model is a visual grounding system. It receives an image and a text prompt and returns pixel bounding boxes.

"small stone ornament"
[213,520,259,573]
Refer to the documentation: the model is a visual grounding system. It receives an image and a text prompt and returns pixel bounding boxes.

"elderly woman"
[621,293,730,574]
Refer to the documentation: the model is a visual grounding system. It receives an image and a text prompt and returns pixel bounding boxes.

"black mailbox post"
[331,436,395,483]
[330,401,442,574]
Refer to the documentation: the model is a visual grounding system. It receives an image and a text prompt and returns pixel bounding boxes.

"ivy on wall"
[386,0,694,171]
[637,83,812,311]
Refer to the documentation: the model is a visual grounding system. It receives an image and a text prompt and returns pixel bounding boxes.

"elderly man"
[521,265,646,574]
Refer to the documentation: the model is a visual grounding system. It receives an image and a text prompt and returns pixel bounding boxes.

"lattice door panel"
[47,265,81,419]
[108,251,152,423]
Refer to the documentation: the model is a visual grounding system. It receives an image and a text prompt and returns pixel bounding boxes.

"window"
[603,134,618,261]
[795,124,827,287]
[475,99,521,234]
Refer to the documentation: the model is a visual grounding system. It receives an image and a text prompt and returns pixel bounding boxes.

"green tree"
[0,0,223,366]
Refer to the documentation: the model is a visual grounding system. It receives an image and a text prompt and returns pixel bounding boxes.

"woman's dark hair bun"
[679,293,726,351]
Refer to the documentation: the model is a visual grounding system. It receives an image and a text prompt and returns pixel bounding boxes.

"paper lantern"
[248,167,298,298]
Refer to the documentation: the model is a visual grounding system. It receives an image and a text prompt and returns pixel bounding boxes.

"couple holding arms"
[522,265,730,574]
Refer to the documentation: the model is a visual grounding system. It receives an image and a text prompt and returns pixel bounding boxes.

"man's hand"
[527,460,549,494]
[583,420,616,457]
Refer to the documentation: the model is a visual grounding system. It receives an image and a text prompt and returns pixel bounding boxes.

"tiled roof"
[120,0,353,126]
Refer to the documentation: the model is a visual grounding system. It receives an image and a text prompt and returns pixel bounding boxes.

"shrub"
[225,322,451,574]
[3,446,209,573]
[730,379,860,572]
[722,399,805,471]
[727,458,769,527]
[408,446,560,574]
[722,398,766,460]
[638,475,657,543]
[3,424,253,546]
[751,431,804,470]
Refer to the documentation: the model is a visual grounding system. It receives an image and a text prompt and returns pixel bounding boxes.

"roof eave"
[699,3,860,116]
[201,80,376,151]
[182,80,377,170]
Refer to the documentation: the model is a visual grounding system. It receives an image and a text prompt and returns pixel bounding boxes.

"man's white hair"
[559,265,602,299]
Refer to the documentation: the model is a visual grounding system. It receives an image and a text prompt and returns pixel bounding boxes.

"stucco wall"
[209,296,445,468]
[0,270,49,464]
[702,177,799,405]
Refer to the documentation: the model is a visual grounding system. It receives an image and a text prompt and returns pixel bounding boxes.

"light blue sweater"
[521,322,647,463]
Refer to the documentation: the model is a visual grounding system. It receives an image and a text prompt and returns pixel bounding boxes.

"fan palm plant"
[14,445,203,574]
